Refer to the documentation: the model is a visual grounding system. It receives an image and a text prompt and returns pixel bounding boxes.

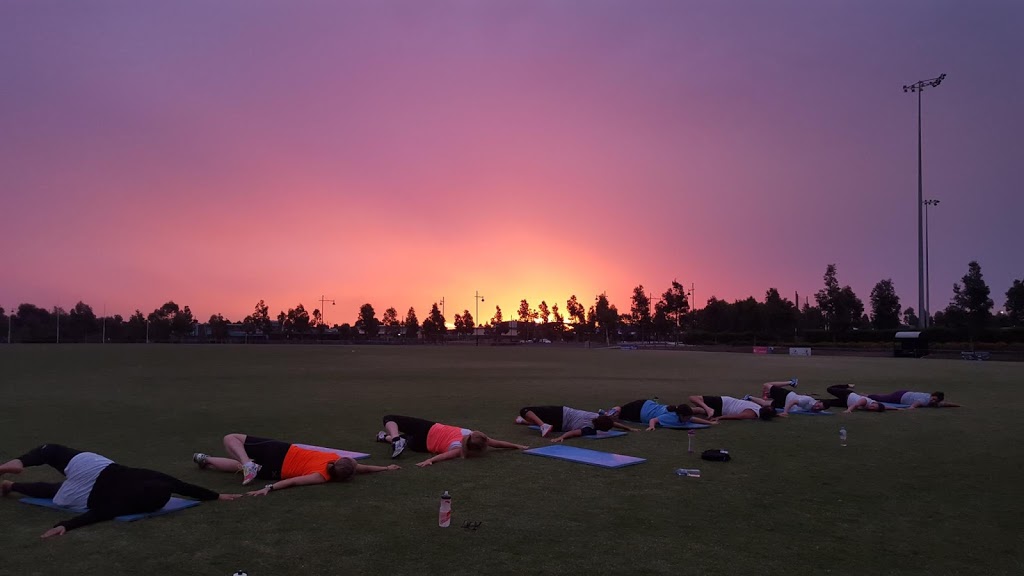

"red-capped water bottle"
[438,490,452,527]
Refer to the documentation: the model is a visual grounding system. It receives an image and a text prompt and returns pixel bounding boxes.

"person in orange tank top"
[192,434,399,495]
[376,415,528,467]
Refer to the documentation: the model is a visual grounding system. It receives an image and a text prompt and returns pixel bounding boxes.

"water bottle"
[675,468,701,477]
[839,427,847,447]
[438,490,452,527]
[687,430,696,454]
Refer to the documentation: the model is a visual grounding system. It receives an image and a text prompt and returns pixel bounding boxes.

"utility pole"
[474,291,485,332]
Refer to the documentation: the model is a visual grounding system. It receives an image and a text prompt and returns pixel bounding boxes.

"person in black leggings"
[0,444,239,538]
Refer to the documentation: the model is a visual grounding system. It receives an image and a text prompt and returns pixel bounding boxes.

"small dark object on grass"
[463,521,483,531]
[701,449,731,462]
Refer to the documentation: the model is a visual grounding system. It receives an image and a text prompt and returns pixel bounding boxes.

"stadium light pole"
[924,199,940,327]
[7,306,12,344]
[903,73,946,329]
[55,307,60,344]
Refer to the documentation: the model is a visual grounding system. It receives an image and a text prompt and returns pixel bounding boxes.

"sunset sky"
[2,0,1021,325]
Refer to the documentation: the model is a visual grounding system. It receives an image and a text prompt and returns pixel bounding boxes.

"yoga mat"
[775,408,834,416]
[880,403,911,409]
[20,497,201,522]
[623,420,710,430]
[527,426,628,439]
[294,444,370,460]
[524,445,645,468]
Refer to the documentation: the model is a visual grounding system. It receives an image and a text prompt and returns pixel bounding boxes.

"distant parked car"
[538,338,552,344]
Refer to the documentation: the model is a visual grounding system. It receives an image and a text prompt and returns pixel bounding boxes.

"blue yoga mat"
[880,402,911,409]
[20,497,201,522]
[622,420,710,430]
[524,445,645,468]
[527,426,628,439]
[293,444,370,459]
[775,408,834,416]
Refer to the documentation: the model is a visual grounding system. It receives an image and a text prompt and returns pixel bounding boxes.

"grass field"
[1,345,1022,576]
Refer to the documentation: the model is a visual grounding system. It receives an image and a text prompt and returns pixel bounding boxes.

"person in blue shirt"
[610,399,717,430]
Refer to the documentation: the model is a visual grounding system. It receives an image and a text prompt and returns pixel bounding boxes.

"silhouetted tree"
[1005,279,1024,326]
[870,279,902,330]
[404,307,419,340]
[630,285,652,340]
[356,303,379,338]
[952,261,994,339]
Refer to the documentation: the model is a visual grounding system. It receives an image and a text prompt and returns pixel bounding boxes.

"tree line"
[2,261,1022,344]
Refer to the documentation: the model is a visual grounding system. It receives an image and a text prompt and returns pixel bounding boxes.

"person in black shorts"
[1,443,239,538]
[192,433,399,489]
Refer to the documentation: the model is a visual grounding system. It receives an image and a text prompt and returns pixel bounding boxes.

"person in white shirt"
[825,384,887,413]
[760,381,827,414]
[688,395,776,421]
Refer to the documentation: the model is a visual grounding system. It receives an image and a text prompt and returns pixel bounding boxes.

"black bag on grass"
[701,449,731,462]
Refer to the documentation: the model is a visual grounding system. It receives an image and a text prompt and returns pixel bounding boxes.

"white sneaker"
[376,431,388,443]
[391,437,407,458]
[192,452,210,469]
[539,423,554,437]
[241,461,261,485]
[514,416,526,425]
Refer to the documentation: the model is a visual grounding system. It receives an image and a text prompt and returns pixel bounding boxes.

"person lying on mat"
[688,395,776,421]
[192,434,400,494]
[376,415,528,467]
[514,405,638,441]
[610,399,718,430]
[0,443,240,538]
[759,381,827,415]
[865,390,960,409]
[823,384,888,413]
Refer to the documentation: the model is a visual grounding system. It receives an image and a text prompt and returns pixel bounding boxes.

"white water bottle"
[839,427,847,447]
[438,491,452,527]
[687,430,696,453]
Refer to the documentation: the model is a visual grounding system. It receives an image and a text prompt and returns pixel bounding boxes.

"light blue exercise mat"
[775,408,834,416]
[527,426,628,439]
[622,420,710,430]
[879,403,911,409]
[524,445,646,468]
[293,444,371,459]
[20,497,201,522]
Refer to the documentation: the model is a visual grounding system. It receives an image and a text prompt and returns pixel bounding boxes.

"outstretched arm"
[247,472,325,496]
[355,463,401,474]
[611,421,638,432]
[938,401,961,408]
[845,398,867,413]
[690,416,718,425]
[485,438,528,450]
[646,418,660,431]
[552,429,582,443]
[417,449,462,467]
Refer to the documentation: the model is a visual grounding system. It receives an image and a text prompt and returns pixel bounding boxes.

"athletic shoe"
[539,423,554,437]
[605,407,619,418]
[790,378,798,388]
[241,461,261,485]
[1,480,12,497]
[742,395,753,401]
[376,431,388,443]
[391,437,407,459]
[514,416,526,424]
[192,452,210,469]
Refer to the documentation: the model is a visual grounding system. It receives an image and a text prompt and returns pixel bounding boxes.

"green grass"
[1,345,1022,576]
